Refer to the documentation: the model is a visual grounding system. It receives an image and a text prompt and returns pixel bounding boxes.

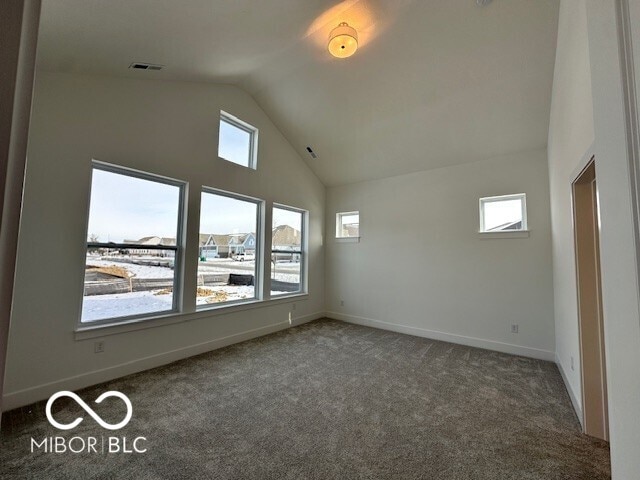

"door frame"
[0,0,41,422]
[572,156,609,441]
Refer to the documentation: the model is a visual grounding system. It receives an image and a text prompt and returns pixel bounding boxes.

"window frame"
[79,161,186,327]
[197,187,264,310]
[218,110,259,170]
[335,211,360,239]
[479,193,528,233]
[271,203,308,297]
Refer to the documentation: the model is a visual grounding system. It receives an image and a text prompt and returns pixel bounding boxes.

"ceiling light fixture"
[328,22,358,59]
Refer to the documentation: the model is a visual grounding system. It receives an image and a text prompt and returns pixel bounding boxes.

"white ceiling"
[37,0,560,186]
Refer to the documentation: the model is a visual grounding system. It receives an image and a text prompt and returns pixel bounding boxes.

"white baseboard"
[327,312,555,361]
[5,311,559,410]
[556,353,583,428]
[291,311,324,327]
[2,312,324,411]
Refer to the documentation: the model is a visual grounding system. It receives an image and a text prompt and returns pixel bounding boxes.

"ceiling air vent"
[129,62,164,71]
[306,146,318,159]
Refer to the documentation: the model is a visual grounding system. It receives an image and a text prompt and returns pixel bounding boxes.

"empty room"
[2,0,640,478]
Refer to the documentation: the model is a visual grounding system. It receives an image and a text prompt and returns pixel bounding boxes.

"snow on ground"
[270,272,300,283]
[86,256,300,283]
[86,256,174,279]
[197,259,300,283]
[195,285,256,306]
[82,291,173,322]
[81,257,301,322]
[270,263,301,284]
[197,268,299,283]
[82,286,260,322]
[197,266,252,275]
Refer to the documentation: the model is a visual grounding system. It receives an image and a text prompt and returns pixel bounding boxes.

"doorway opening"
[572,158,609,441]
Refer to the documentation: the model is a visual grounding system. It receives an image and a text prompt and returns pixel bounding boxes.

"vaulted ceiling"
[37,0,560,186]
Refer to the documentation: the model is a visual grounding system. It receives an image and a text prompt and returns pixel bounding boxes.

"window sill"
[477,230,530,239]
[218,155,257,171]
[74,293,308,341]
[270,292,306,301]
[335,236,360,243]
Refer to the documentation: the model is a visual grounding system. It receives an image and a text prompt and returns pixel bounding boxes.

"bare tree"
[87,233,100,253]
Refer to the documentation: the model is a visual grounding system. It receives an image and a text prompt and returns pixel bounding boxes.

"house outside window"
[81,163,185,324]
[271,205,307,296]
[197,189,263,307]
[336,211,360,238]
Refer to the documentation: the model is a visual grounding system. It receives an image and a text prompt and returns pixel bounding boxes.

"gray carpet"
[1,319,610,479]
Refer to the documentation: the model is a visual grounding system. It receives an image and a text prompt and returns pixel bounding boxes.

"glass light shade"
[328,23,358,58]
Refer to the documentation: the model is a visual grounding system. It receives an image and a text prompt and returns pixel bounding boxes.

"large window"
[81,164,184,324]
[198,189,261,307]
[218,111,258,169]
[479,193,527,232]
[271,205,306,296]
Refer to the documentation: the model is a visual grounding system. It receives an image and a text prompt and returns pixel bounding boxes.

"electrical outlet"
[292,303,297,311]
[571,356,575,371]
[288,312,292,325]
[511,324,519,334]
[94,341,105,354]
[340,300,344,307]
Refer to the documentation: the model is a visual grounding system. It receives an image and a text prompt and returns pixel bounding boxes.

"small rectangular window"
[82,164,184,324]
[336,211,360,238]
[198,189,262,307]
[218,111,258,169]
[479,193,527,232]
[271,205,306,296]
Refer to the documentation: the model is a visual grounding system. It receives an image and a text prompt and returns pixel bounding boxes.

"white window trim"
[78,161,187,328]
[198,187,264,311]
[335,211,360,239]
[74,293,309,340]
[477,230,530,239]
[478,193,528,234]
[76,167,315,336]
[335,237,360,243]
[271,203,308,297]
[218,110,258,170]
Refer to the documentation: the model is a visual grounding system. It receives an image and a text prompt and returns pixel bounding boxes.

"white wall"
[546,0,594,418]
[549,1,640,476]
[3,71,325,409]
[325,149,555,360]
[585,1,640,477]
[0,0,41,418]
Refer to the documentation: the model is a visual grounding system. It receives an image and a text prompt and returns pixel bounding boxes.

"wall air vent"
[129,62,164,71]
[306,146,318,159]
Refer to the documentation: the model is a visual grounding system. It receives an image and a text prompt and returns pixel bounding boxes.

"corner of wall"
[555,353,583,427]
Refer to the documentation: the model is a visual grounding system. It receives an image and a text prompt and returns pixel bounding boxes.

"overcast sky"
[87,118,313,242]
[219,119,251,167]
[200,191,257,234]
[87,170,275,242]
[273,207,302,231]
[87,169,181,243]
[483,198,522,230]
[88,169,521,242]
